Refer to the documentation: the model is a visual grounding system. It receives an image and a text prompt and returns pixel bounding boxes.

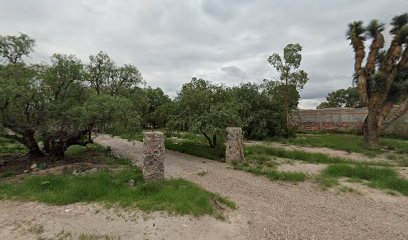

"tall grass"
[321,164,408,196]
[0,167,235,217]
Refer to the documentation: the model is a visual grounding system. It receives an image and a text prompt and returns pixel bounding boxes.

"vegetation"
[317,87,364,109]
[346,13,408,148]
[244,144,388,165]
[0,158,235,219]
[233,163,307,182]
[320,164,408,196]
[267,43,309,136]
[168,78,241,148]
[275,133,408,155]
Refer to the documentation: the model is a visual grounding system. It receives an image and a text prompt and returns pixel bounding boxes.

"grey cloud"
[1,0,406,107]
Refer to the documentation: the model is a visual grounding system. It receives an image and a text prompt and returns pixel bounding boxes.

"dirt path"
[1,134,408,240]
[246,140,391,163]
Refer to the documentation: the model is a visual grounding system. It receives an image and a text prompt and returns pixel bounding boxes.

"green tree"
[346,13,408,148]
[0,34,143,158]
[141,87,172,128]
[0,33,34,64]
[169,78,241,148]
[268,43,309,136]
[317,87,364,109]
[87,51,115,95]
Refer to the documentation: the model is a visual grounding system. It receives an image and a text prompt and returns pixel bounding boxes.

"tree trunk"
[363,109,380,149]
[201,131,216,148]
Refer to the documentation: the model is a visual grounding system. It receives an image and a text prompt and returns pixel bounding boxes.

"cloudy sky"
[1,0,407,108]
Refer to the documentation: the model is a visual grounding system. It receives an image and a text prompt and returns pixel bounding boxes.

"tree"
[108,64,143,96]
[346,13,408,148]
[141,87,172,128]
[0,34,143,158]
[0,33,35,64]
[268,43,309,136]
[87,51,115,95]
[317,87,365,109]
[169,78,241,148]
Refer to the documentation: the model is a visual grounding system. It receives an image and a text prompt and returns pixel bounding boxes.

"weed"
[320,164,408,196]
[233,164,306,182]
[197,171,208,176]
[0,167,235,218]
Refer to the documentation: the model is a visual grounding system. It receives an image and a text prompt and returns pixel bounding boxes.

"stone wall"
[294,107,408,137]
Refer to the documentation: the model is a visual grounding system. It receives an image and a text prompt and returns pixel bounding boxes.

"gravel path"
[94,134,408,240]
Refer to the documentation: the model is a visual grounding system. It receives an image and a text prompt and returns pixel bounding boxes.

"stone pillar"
[143,131,165,181]
[225,127,244,164]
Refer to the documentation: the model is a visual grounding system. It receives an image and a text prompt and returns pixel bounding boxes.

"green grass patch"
[165,139,225,161]
[320,164,408,196]
[0,137,27,155]
[0,167,235,218]
[244,145,388,166]
[65,144,130,166]
[274,133,408,155]
[233,163,306,182]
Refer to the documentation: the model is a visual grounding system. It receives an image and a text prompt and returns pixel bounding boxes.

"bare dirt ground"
[1,134,408,240]
[246,140,391,163]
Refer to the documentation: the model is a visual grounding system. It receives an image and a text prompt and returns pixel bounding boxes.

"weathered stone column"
[143,131,165,181]
[225,127,244,164]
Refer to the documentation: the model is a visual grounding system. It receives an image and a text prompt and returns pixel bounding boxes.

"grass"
[108,130,225,161]
[65,144,131,165]
[0,137,27,155]
[233,163,306,182]
[274,133,408,155]
[79,233,120,240]
[165,139,225,161]
[320,164,408,196]
[244,145,389,166]
[0,167,235,218]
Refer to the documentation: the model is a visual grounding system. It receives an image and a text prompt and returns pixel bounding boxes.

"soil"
[246,140,392,164]
[1,134,407,240]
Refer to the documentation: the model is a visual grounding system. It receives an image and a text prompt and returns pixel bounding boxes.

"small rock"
[64,209,71,213]
[24,169,29,173]
[128,179,135,187]
[30,163,37,170]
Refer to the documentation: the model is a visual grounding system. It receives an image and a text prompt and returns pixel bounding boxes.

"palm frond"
[365,19,385,39]
[346,21,366,41]
[390,13,408,34]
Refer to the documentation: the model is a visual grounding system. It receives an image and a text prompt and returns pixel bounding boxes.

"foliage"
[275,133,408,156]
[165,138,225,161]
[267,43,309,136]
[317,87,365,109]
[233,163,307,182]
[321,164,408,196]
[0,33,34,64]
[0,34,144,158]
[169,78,241,147]
[0,167,235,217]
[244,144,390,166]
[346,13,408,148]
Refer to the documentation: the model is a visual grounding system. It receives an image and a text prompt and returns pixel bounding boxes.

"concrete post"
[143,131,165,181]
[225,127,244,164]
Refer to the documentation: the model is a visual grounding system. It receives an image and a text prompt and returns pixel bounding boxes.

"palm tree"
[347,13,408,149]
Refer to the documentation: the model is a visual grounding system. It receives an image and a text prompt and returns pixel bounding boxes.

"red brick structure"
[295,107,408,137]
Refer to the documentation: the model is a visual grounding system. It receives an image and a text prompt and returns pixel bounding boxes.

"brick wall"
[294,107,408,137]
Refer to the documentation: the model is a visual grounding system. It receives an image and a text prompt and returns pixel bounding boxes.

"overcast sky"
[1,0,407,108]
